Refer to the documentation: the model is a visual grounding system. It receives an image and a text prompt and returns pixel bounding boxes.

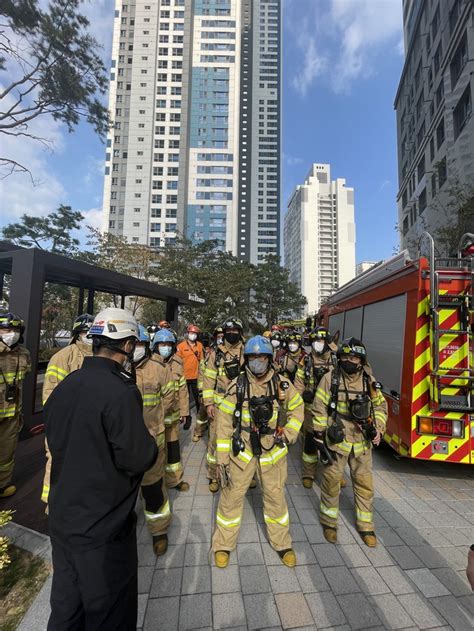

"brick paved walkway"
[134,426,474,630]
[18,422,474,630]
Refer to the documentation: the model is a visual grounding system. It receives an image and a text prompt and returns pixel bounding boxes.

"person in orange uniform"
[176,324,203,428]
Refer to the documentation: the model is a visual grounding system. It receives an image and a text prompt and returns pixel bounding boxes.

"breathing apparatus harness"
[326,367,379,444]
[215,345,244,382]
[302,352,335,404]
[231,372,288,458]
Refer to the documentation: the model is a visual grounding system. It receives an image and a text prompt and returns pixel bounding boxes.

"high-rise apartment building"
[395,0,473,254]
[284,164,356,314]
[102,0,281,263]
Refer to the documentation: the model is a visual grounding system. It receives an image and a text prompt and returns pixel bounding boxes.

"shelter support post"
[87,289,95,315]
[9,250,44,426]
[166,299,179,329]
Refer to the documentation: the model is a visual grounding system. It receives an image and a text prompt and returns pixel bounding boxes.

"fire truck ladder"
[419,232,473,412]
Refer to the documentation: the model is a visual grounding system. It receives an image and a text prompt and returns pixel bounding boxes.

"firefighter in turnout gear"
[192,332,213,442]
[202,318,246,493]
[152,329,190,491]
[0,311,30,498]
[294,327,337,488]
[212,335,304,568]
[134,325,172,556]
[276,331,305,383]
[311,338,387,547]
[41,313,94,505]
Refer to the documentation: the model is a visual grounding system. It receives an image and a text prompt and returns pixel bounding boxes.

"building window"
[433,43,442,75]
[450,32,468,89]
[430,136,435,162]
[438,157,447,188]
[453,83,472,139]
[402,216,409,236]
[436,118,445,149]
[417,155,425,182]
[431,172,437,198]
[418,188,427,214]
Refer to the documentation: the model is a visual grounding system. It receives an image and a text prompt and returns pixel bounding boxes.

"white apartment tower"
[103,0,281,263]
[284,164,356,314]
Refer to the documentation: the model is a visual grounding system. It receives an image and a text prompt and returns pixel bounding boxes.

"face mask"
[188,333,197,342]
[288,342,299,353]
[340,360,361,375]
[158,346,173,358]
[271,339,280,348]
[217,337,224,345]
[248,357,269,376]
[133,346,146,363]
[225,332,240,345]
[80,334,93,345]
[312,341,325,354]
[1,332,20,347]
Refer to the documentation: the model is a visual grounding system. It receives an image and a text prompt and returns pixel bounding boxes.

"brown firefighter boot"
[215,551,230,568]
[175,481,190,492]
[278,549,297,567]
[302,477,313,489]
[209,479,219,493]
[359,531,377,547]
[323,526,337,543]
[153,534,168,556]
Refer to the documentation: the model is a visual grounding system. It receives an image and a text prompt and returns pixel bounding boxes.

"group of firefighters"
[1,308,387,562]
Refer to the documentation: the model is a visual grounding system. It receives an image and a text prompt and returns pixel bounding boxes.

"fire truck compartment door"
[361,294,407,397]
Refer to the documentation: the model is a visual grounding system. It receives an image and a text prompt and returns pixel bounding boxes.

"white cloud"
[287,0,403,96]
[284,153,304,166]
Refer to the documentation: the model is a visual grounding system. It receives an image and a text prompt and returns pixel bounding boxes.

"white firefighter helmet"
[88,307,139,340]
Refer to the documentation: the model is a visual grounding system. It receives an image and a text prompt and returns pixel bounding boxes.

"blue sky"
[0,0,404,262]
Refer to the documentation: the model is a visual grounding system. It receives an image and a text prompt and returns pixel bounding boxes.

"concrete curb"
[3,520,52,562]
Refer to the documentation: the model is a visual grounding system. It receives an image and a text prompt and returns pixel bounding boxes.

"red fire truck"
[315,232,473,464]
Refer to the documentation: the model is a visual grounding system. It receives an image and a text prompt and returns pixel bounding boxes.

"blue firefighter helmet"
[138,324,150,344]
[244,335,273,357]
[152,328,176,347]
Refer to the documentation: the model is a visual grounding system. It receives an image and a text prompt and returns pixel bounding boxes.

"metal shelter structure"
[0,243,203,430]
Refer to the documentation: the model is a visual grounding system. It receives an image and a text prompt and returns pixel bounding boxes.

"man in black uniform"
[44,307,158,631]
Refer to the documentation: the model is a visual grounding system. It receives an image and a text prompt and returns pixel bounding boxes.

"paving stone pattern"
[19,424,474,630]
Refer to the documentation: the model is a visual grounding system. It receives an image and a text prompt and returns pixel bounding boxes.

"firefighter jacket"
[311,366,388,457]
[43,341,93,404]
[215,367,304,469]
[44,356,158,550]
[0,342,31,420]
[276,349,305,383]
[202,341,245,407]
[152,353,189,424]
[135,356,165,438]
[176,340,203,381]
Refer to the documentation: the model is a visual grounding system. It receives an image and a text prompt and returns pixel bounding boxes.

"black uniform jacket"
[44,356,158,550]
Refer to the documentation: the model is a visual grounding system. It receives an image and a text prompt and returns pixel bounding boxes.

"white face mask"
[312,341,325,354]
[288,342,299,353]
[217,337,224,345]
[133,346,147,363]
[188,333,197,342]
[80,333,93,345]
[1,331,20,347]
[271,339,280,348]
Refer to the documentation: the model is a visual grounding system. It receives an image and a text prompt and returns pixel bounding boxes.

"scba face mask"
[312,341,325,354]
[1,331,20,348]
[248,357,269,376]
[158,345,173,359]
[288,342,299,353]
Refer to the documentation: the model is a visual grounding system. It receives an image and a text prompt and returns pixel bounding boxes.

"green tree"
[252,255,307,328]
[2,206,85,349]
[0,0,109,177]
[2,204,83,253]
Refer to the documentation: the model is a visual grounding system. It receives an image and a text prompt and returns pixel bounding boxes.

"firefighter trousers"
[212,456,292,553]
[48,529,138,631]
[0,415,21,488]
[320,446,374,532]
[165,420,184,488]
[140,434,171,536]
[301,413,318,480]
[206,417,217,480]
[193,404,208,438]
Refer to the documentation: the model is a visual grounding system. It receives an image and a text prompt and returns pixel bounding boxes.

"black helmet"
[337,337,367,363]
[308,327,332,342]
[72,313,94,335]
[201,332,212,347]
[286,331,302,344]
[147,323,159,335]
[270,330,282,341]
[222,317,243,332]
[0,311,24,331]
